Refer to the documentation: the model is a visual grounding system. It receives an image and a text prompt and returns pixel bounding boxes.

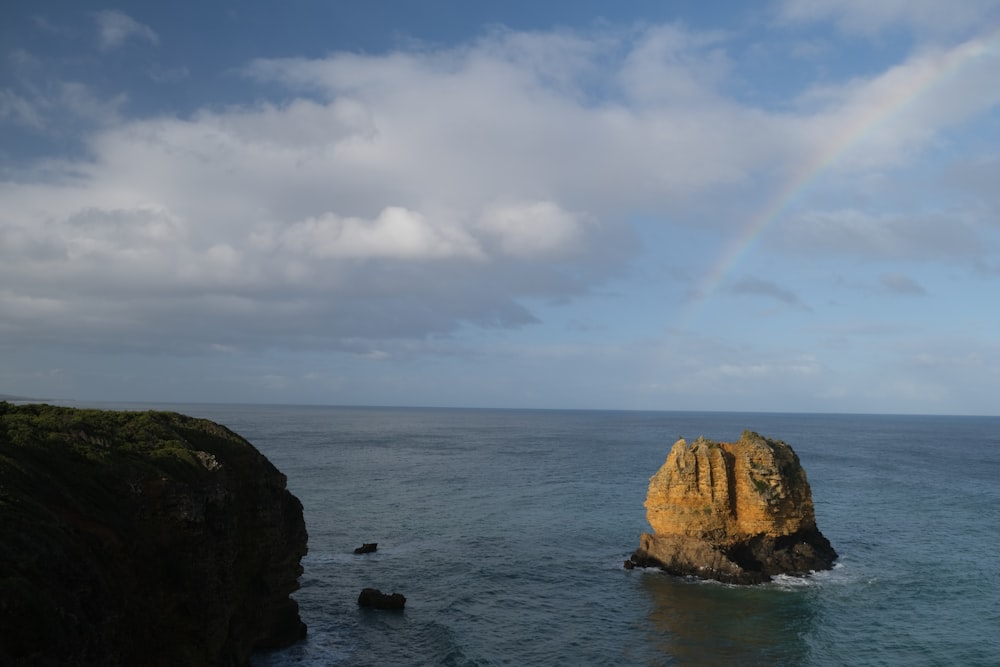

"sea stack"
[629,430,836,584]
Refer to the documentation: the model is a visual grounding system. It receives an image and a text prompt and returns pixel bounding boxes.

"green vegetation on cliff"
[0,403,307,667]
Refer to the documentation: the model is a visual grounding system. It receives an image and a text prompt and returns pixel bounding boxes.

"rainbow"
[677,29,1000,328]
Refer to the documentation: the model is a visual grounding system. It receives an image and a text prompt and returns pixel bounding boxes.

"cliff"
[630,430,836,584]
[0,403,308,666]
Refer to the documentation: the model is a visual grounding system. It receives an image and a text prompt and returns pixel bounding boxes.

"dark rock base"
[629,527,837,585]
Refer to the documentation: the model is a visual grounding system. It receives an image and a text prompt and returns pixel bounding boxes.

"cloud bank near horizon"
[3,3,1000,412]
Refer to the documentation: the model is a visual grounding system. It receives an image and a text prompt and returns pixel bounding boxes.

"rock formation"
[0,403,308,666]
[354,542,378,554]
[357,588,406,610]
[629,430,836,584]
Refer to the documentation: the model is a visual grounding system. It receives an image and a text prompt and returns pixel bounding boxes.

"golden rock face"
[630,430,836,583]
[644,430,816,543]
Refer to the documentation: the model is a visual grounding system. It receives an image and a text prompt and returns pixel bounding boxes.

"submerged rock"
[0,403,308,666]
[354,542,378,554]
[357,588,406,610]
[629,430,836,584]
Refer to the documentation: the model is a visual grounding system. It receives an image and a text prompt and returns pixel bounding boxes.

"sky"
[3,1,1000,414]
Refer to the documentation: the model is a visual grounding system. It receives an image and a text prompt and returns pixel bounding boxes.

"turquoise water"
[96,404,1000,666]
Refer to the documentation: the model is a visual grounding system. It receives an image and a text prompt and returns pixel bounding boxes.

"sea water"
[81,405,1000,666]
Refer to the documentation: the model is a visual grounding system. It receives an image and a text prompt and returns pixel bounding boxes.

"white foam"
[769,573,822,590]
[251,630,353,666]
[769,561,858,590]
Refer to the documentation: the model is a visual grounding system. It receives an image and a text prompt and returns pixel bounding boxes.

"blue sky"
[3,1,1000,414]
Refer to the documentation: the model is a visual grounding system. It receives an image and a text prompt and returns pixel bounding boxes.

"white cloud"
[792,33,1000,172]
[616,24,731,106]
[3,20,1000,359]
[279,207,483,260]
[243,25,779,207]
[478,201,586,258]
[96,10,159,52]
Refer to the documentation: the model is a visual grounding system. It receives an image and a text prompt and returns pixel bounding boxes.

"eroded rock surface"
[629,430,836,584]
[0,403,307,666]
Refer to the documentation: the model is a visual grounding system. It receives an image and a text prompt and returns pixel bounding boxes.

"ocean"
[80,404,1000,665]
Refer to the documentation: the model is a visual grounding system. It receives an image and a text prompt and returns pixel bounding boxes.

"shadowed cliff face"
[0,403,307,667]
[631,431,836,584]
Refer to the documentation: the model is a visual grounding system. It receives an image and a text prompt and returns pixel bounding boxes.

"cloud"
[810,319,912,338]
[0,50,127,137]
[728,277,807,307]
[0,89,44,129]
[3,20,1000,360]
[640,337,830,408]
[789,39,831,60]
[242,25,784,206]
[870,335,1000,413]
[777,209,986,261]
[713,357,822,379]
[615,23,731,107]
[943,153,1000,216]
[0,81,127,140]
[776,0,1000,38]
[95,10,159,52]
[880,272,927,295]
[478,201,588,259]
[147,64,190,83]
[32,16,70,35]
[791,33,1000,172]
[277,207,484,260]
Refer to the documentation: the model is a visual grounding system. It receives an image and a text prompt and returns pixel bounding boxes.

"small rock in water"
[357,588,406,610]
[353,542,378,554]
